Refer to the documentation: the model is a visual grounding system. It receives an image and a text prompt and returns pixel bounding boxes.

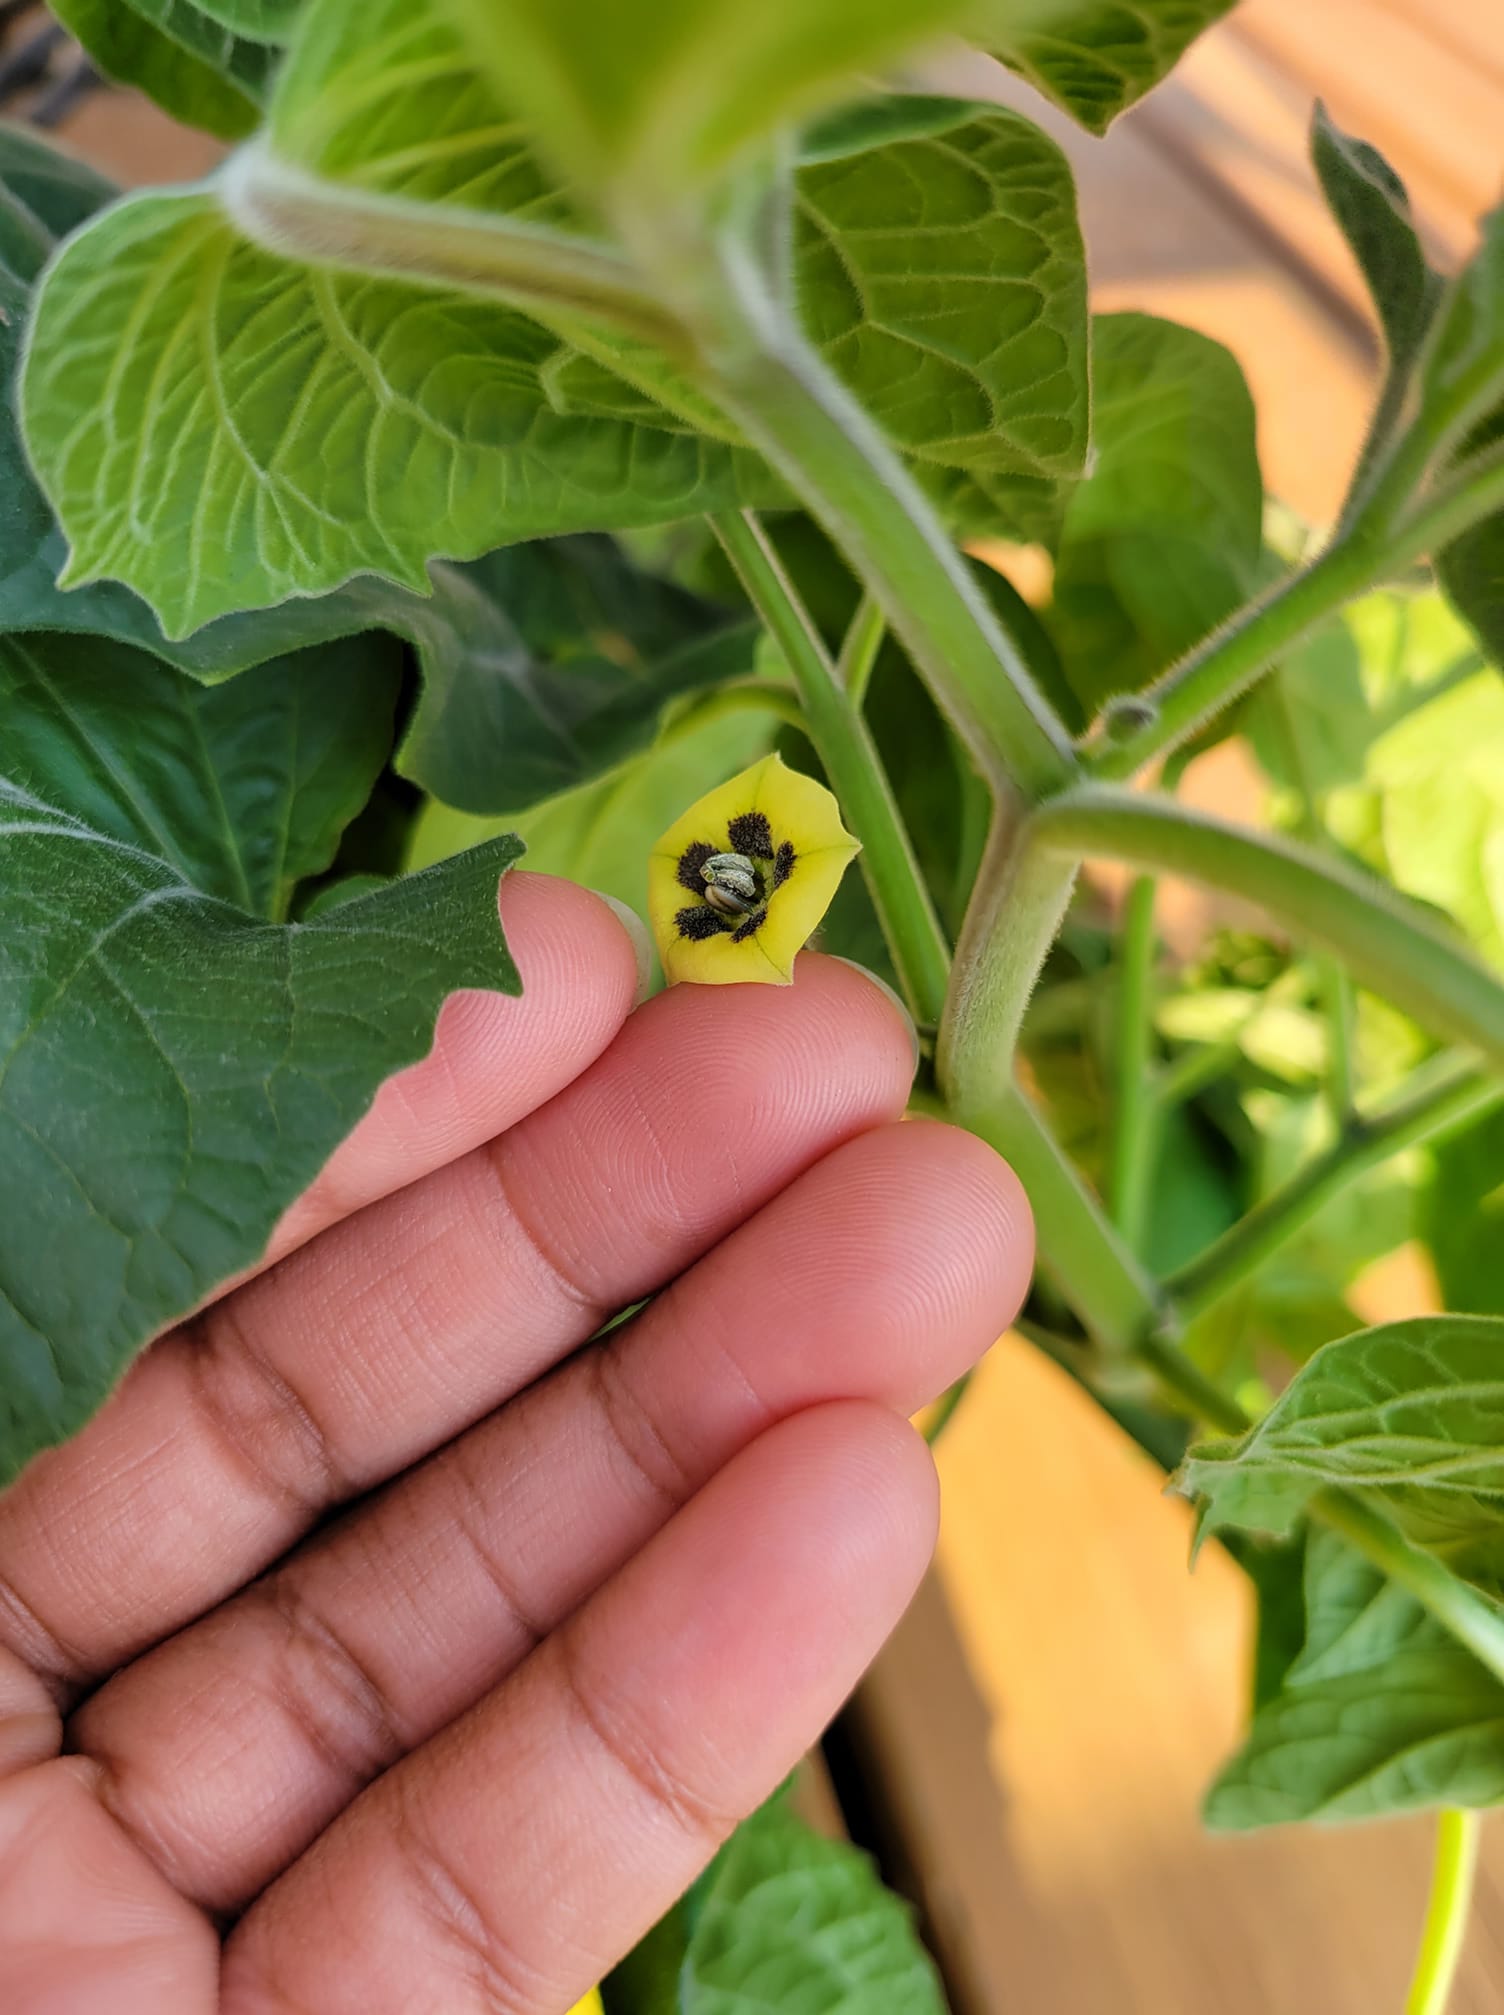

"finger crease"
[0,1569,82,1698]
[390,1772,550,2014]
[588,1347,696,1514]
[443,1442,549,1656]
[262,1578,409,1794]
[553,1628,734,1845]
[182,1303,351,1520]
[484,1144,602,1320]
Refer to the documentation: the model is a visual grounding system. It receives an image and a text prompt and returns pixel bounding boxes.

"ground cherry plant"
[4,0,1504,2007]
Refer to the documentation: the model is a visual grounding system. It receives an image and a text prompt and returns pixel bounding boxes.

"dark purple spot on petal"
[731,908,768,943]
[727,812,773,858]
[675,904,730,942]
[772,842,796,889]
[676,841,716,894]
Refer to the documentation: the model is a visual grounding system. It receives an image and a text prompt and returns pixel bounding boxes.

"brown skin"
[0,873,1032,2014]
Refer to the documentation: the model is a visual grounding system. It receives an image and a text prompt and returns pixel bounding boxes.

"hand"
[0,875,1031,2014]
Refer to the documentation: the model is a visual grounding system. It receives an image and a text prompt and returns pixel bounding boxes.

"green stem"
[1109,875,1159,1254]
[1405,1809,1481,2015]
[692,296,1077,801]
[1138,1330,1249,1435]
[1167,1056,1502,1327]
[922,1374,971,1446]
[965,1082,1163,1357]
[1089,444,1504,785]
[222,141,681,348]
[835,594,886,709]
[707,509,951,1025]
[1028,787,1504,1073]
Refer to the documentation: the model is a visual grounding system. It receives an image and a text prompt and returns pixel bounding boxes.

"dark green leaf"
[0,630,400,918]
[1049,313,1261,715]
[1419,207,1504,459]
[48,0,270,138]
[1180,1314,1504,1576]
[191,0,304,40]
[1310,103,1439,384]
[0,790,521,1481]
[0,123,117,284]
[1421,1103,1504,1319]
[681,1796,946,2013]
[395,542,759,815]
[1438,409,1504,678]
[1207,1527,1504,1827]
[981,0,1238,135]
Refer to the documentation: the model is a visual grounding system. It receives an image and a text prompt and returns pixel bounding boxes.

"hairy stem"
[707,509,951,1025]
[692,291,1077,802]
[835,594,886,708]
[1167,1056,1503,1326]
[1089,443,1504,784]
[1110,875,1160,1254]
[1405,1810,1481,2015]
[1029,787,1504,1073]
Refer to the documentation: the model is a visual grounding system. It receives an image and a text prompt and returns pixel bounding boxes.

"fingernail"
[588,890,654,1006]
[830,956,920,1072]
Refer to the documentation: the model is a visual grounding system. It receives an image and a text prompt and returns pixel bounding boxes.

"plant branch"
[1109,875,1159,1253]
[690,284,1078,803]
[222,142,682,348]
[1166,1055,1503,1326]
[1405,1809,1481,2015]
[1089,441,1504,785]
[1028,787,1504,1073]
[835,593,886,708]
[707,509,951,1025]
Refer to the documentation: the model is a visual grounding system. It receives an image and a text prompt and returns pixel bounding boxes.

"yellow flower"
[648,753,860,985]
[566,1995,603,2015]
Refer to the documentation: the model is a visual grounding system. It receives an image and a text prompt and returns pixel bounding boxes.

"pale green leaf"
[1310,102,1439,384]
[681,1795,947,2013]
[1049,312,1261,713]
[1207,1528,1504,1827]
[0,630,400,918]
[981,0,1238,136]
[437,0,973,197]
[0,783,522,1482]
[22,17,1086,633]
[48,0,269,139]
[191,0,305,41]
[1180,1315,1504,1577]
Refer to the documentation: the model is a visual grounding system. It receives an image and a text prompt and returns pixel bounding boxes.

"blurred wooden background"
[4,0,1503,2006]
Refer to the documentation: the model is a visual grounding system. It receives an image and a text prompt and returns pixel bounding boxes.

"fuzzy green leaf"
[437,0,974,198]
[1049,312,1261,714]
[0,123,116,284]
[0,630,400,918]
[21,6,1086,634]
[0,782,521,1482]
[681,1796,946,2013]
[48,0,271,139]
[1207,1528,1504,1827]
[1311,103,1438,383]
[1181,1315,1504,1583]
[982,0,1238,135]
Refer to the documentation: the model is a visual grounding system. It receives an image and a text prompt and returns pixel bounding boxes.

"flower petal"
[648,753,860,986]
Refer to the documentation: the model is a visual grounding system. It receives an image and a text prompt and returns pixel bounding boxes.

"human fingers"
[73,1120,1028,1909]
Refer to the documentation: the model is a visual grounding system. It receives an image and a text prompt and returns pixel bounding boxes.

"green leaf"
[1310,103,1439,385]
[47,0,271,139]
[438,0,974,199]
[680,1796,946,2013]
[0,123,117,284]
[0,788,522,1481]
[396,542,759,814]
[1207,1527,1504,1827]
[1421,1103,1504,1320]
[1419,207,1504,459]
[1049,313,1262,714]
[191,0,305,41]
[1180,1315,1504,1578]
[0,630,400,918]
[981,0,1238,136]
[22,16,1087,632]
